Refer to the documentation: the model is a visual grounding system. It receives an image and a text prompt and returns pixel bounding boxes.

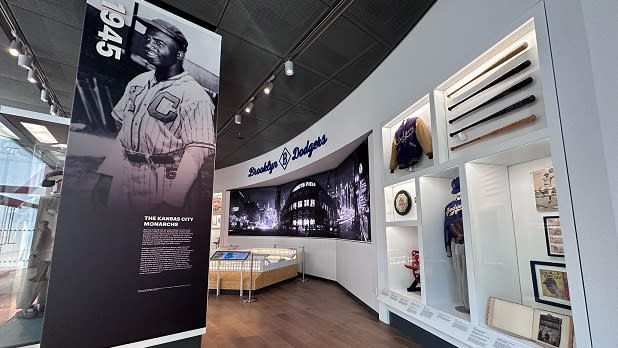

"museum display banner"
[229,140,371,242]
[41,1,221,346]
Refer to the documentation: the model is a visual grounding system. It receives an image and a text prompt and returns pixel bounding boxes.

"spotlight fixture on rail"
[40,89,49,102]
[17,53,32,70]
[263,81,274,95]
[50,104,57,116]
[284,60,294,76]
[27,69,38,84]
[8,39,23,56]
[234,114,242,125]
[244,98,254,113]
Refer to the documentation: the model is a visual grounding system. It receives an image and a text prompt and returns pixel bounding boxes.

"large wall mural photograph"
[229,140,370,242]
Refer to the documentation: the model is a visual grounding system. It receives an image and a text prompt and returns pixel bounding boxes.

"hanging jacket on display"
[389,117,433,172]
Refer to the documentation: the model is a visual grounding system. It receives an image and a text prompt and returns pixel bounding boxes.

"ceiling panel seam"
[342,13,393,50]
[216,0,232,27]
[8,3,84,30]
[37,56,77,69]
[217,29,285,59]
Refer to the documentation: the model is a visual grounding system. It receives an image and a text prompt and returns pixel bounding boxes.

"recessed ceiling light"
[20,122,58,144]
[0,122,19,140]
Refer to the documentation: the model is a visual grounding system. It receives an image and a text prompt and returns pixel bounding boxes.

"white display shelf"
[437,19,548,162]
[384,178,418,222]
[386,226,422,301]
[381,96,436,183]
[384,220,418,227]
[390,288,422,303]
[378,289,538,348]
[376,9,581,348]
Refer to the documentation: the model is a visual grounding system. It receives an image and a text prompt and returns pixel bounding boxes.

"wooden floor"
[201,278,422,348]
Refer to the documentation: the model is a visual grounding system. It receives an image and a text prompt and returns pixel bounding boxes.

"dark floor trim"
[390,312,457,348]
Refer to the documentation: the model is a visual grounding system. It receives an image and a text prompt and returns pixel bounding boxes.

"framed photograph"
[544,216,564,257]
[532,309,574,348]
[532,168,559,211]
[530,261,571,309]
[394,190,412,216]
[211,214,221,228]
[212,192,222,214]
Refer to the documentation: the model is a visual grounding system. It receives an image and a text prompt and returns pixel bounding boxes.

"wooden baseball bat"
[448,60,532,112]
[450,115,536,151]
[449,95,536,137]
[446,42,528,98]
[449,76,533,124]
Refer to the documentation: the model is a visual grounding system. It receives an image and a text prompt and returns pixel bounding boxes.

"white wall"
[336,240,376,308]
[544,1,618,346]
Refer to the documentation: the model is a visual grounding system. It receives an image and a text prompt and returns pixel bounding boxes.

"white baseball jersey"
[99,70,215,210]
[112,70,215,154]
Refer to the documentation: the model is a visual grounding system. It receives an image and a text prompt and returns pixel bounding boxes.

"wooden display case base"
[208,264,298,291]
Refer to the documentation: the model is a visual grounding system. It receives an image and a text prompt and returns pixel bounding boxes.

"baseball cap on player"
[451,177,460,194]
[137,17,188,51]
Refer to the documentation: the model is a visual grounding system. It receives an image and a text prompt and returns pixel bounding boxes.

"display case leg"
[298,246,308,283]
[243,252,258,303]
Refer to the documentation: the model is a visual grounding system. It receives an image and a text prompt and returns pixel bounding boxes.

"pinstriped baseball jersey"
[112,70,215,154]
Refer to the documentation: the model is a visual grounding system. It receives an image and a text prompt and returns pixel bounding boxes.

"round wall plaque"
[394,190,412,216]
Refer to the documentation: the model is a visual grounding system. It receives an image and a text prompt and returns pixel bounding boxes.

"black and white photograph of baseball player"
[64,0,220,215]
[41,1,221,346]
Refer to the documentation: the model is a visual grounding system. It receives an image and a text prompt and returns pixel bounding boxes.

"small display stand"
[210,250,251,298]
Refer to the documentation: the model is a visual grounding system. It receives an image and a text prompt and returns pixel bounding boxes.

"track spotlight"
[8,39,23,57]
[285,60,294,76]
[263,82,274,95]
[40,89,49,102]
[17,54,32,70]
[244,101,254,113]
[50,104,58,116]
[234,114,242,125]
[27,69,38,84]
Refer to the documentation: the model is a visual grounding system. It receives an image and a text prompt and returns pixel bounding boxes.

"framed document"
[530,261,571,309]
[394,190,412,216]
[544,216,564,257]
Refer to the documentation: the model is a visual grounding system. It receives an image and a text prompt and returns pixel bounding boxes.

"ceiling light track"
[217,0,356,136]
[0,0,68,118]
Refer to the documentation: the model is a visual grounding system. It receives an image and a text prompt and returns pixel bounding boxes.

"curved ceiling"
[1,0,435,168]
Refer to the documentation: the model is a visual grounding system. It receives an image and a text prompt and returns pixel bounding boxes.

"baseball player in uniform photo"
[96,17,216,212]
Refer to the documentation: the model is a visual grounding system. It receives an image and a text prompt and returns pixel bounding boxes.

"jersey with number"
[112,70,215,154]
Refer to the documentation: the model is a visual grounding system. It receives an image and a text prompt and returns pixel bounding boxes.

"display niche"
[377,16,579,348]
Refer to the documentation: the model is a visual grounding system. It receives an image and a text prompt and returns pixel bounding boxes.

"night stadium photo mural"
[229,140,370,242]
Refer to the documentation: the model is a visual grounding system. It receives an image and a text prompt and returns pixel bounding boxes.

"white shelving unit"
[375,12,583,348]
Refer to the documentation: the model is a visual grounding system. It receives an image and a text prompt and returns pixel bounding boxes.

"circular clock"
[394,190,412,216]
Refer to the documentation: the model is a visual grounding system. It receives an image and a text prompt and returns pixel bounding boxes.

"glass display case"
[209,247,298,272]
[208,247,299,291]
